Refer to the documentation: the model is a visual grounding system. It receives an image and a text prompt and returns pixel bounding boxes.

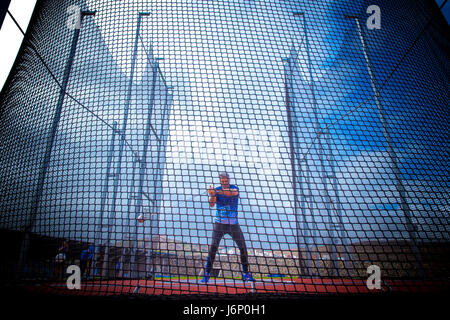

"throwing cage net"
[0,0,449,298]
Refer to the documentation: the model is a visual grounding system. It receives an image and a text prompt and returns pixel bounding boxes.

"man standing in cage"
[201,172,254,284]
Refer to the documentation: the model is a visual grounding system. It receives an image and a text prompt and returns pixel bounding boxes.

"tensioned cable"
[6,10,140,161]
[7,0,447,164]
[6,10,25,35]
[292,0,448,164]
[7,3,447,198]
[137,32,165,143]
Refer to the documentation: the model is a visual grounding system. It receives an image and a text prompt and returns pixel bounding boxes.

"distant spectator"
[80,245,94,279]
[53,240,69,280]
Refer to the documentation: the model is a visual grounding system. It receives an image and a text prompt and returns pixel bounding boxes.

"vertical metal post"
[150,85,172,276]
[102,12,150,277]
[318,133,340,276]
[305,162,322,276]
[345,15,425,278]
[294,12,347,277]
[17,11,95,276]
[132,58,162,277]
[91,121,118,278]
[283,55,309,276]
[293,12,320,277]
[0,1,12,30]
[125,156,139,278]
[303,13,342,276]
[325,131,354,273]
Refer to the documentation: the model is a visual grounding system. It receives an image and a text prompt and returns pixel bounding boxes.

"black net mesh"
[0,0,449,298]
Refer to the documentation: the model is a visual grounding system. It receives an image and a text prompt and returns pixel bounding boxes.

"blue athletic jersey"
[214,185,239,224]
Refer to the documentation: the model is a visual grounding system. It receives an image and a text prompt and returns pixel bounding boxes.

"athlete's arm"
[217,186,239,197]
[208,185,216,207]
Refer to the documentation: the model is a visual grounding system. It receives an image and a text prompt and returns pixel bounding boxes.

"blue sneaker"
[200,272,210,284]
[242,272,255,282]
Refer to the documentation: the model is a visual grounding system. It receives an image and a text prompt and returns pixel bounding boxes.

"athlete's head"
[219,172,230,188]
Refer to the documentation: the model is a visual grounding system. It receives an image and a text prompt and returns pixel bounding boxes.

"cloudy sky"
[0,0,448,250]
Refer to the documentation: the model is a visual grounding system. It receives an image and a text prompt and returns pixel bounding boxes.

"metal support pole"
[293,12,322,277]
[127,77,170,278]
[17,11,95,277]
[102,12,150,278]
[325,131,354,273]
[294,12,348,277]
[345,15,425,278]
[133,58,162,277]
[305,164,322,276]
[91,121,118,278]
[148,85,172,277]
[283,56,309,276]
[126,157,140,278]
[156,86,172,191]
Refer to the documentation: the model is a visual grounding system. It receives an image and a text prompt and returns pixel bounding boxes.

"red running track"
[25,278,449,297]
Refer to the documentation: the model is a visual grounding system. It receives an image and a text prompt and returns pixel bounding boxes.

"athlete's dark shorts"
[206,222,249,274]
